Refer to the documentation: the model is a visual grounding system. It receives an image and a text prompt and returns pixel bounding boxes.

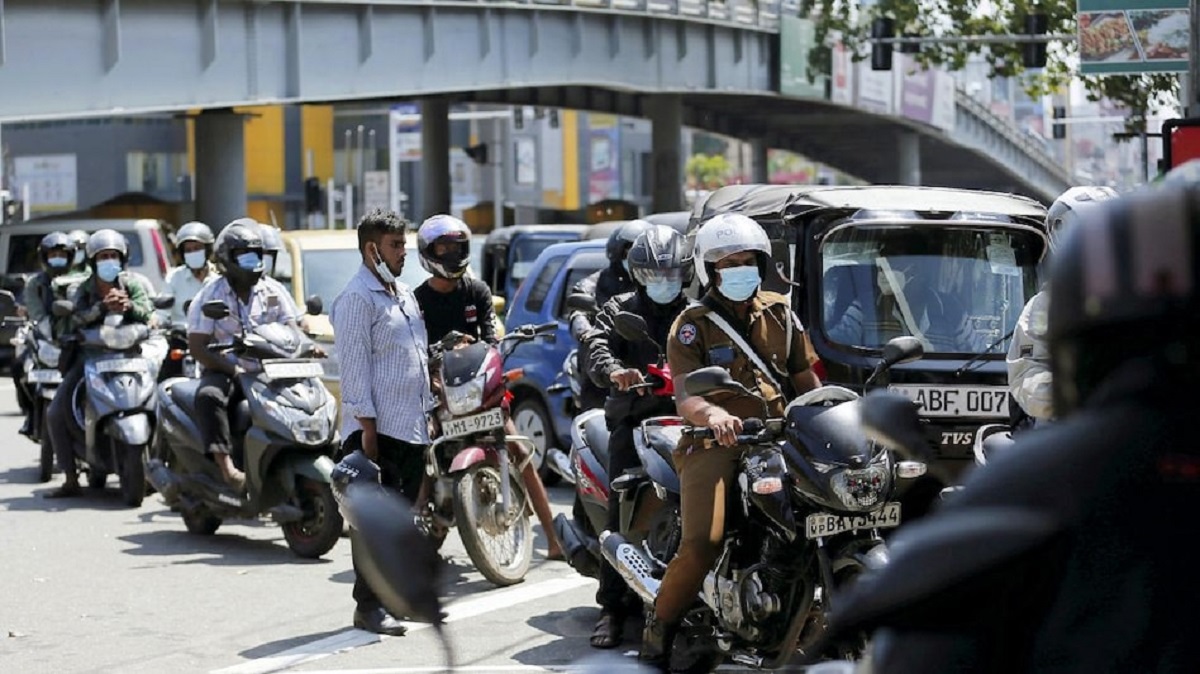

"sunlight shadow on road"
[237,627,354,659]
[117,529,334,567]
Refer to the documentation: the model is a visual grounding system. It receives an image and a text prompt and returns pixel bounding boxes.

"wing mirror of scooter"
[864,336,925,386]
[683,365,755,399]
[565,293,597,315]
[51,299,75,318]
[153,293,176,310]
[613,312,662,352]
[305,294,324,316]
[200,300,231,320]
[859,390,931,464]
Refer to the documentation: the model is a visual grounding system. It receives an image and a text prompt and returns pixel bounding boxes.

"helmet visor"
[631,266,686,286]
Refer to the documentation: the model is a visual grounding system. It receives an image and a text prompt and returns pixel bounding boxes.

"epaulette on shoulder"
[757,290,790,306]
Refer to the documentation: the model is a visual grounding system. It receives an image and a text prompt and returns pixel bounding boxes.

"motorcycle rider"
[642,213,820,668]
[186,219,301,491]
[570,219,652,412]
[14,232,75,436]
[258,221,284,278]
[164,221,217,327]
[584,224,691,649]
[1007,186,1117,428]
[66,229,89,275]
[44,229,156,498]
[836,182,1200,673]
[412,214,564,561]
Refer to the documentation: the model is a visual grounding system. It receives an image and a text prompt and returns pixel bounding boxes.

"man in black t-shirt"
[414,215,563,561]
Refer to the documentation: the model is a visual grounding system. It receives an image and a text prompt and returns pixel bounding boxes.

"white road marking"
[210,576,594,674]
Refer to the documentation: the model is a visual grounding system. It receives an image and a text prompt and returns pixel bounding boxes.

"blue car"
[503,239,607,476]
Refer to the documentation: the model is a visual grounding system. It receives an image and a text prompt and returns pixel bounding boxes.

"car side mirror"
[565,293,597,315]
[881,336,924,368]
[305,295,324,316]
[201,300,231,320]
[683,366,753,398]
[51,299,74,318]
[859,390,930,463]
[153,293,176,310]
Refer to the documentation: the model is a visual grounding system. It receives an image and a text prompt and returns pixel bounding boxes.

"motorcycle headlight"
[829,458,892,512]
[37,341,61,368]
[100,325,142,351]
[253,384,331,446]
[444,373,486,416]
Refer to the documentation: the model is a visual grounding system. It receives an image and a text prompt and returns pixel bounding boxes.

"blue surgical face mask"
[184,250,208,270]
[96,259,122,283]
[717,266,761,302]
[47,257,68,269]
[622,258,631,274]
[645,279,682,305]
[236,251,262,271]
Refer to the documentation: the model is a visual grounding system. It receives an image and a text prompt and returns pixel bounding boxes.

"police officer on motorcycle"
[1007,186,1117,428]
[14,232,75,436]
[643,213,820,669]
[836,181,1200,673]
[584,224,691,649]
[44,230,156,498]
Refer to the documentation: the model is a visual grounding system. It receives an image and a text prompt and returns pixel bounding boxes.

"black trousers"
[342,429,427,612]
[195,371,237,456]
[12,355,32,416]
[597,418,642,613]
[47,364,84,476]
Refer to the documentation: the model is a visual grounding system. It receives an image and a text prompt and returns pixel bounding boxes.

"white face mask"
[184,250,207,270]
[371,244,396,285]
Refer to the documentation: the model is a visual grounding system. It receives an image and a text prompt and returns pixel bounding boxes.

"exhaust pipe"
[145,458,182,503]
[553,513,600,578]
[599,531,660,605]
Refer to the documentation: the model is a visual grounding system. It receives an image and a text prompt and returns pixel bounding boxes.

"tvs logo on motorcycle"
[678,322,697,345]
[465,305,478,323]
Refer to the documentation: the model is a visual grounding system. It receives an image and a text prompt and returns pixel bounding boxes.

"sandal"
[590,610,624,649]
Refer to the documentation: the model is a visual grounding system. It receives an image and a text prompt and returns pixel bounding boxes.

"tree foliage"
[803,0,1179,132]
[686,153,733,189]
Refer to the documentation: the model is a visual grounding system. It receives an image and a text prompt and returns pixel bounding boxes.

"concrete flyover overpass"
[0,0,1070,224]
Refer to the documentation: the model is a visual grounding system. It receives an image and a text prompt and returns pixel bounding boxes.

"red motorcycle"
[421,323,555,587]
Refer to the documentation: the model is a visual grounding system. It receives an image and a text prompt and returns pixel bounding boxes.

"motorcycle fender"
[108,413,152,446]
[279,453,337,485]
[449,445,493,473]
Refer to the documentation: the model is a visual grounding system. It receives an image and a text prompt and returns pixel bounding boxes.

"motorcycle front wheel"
[117,441,146,507]
[38,416,54,483]
[454,464,533,587]
[282,478,344,559]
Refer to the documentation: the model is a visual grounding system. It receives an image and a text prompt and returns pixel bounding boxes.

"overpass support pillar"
[649,94,684,212]
[195,109,247,229]
[898,131,921,186]
[420,97,451,220]
[750,139,769,183]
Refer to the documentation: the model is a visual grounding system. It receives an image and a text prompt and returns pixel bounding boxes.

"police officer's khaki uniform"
[657,289,816,622]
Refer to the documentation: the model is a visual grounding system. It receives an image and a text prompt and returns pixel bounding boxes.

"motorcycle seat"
[583,415,611,469]
[170,378,203,411]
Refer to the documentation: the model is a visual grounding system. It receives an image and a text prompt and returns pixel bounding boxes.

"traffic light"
[1052,106,1067,140]
[464,143,489,165]
[1023,12,1048,68]
[871,17,894,71]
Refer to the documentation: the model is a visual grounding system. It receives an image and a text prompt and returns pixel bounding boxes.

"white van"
[0,218,176,293]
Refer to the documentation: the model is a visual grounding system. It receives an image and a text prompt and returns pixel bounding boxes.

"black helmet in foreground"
[215,218,265,289]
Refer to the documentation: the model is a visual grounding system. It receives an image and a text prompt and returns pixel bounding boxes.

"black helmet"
[417,215,471,279]
[38,232,74,277]
[330,449,381,518]
[605,219,653,264]
[627,225,693,287]
[1047,184,1200,415]
[215,218,265,288]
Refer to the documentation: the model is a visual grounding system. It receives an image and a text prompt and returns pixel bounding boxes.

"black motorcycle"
[601,336,928,672]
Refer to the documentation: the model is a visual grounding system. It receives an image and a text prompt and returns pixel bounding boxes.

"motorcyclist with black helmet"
[583,224,691,650]
[44,229,155,498]
[186,218,303,491]
[14,232,75,436]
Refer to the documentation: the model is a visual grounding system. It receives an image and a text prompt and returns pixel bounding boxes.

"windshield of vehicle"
[509,234,579,288]
[301,249,363,307]
[7,231,145,275]
[820,225,1043,355]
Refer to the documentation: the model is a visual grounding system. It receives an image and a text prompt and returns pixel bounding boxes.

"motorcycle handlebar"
[682,418,777,444]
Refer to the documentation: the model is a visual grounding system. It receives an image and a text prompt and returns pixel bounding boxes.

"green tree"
[686,153,733,189]
[804,0,1178,133]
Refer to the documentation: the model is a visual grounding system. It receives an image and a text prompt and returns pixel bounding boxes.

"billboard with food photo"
[1078,0,1189,74]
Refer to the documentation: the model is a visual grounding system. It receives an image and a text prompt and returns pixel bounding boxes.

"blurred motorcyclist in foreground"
[833,183,1200,673]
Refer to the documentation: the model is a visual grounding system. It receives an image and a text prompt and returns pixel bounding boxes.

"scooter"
[601,334,929,671]
[14,319,64,482]
[146,299,343,559]
[52,298,171,507]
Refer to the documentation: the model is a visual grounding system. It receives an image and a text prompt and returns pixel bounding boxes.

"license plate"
[27,369,62,384]
[262,359,324,380]
[441,408,505,439]
[888,385,1009,419]
[805,503,901,539]
[94,358,148,374]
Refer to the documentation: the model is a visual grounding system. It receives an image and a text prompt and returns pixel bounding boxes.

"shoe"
[639,616,678,671]
[18,418,32,437]
[44,481,83,499]
[353,607,408,637]
[589,609,624,649]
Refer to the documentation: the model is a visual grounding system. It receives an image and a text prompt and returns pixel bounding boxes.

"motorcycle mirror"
[881,336,924,368]
[200,300,231,320]
[565,293,597,315]
[153,293,176,310]
[683,366,753,398]
[305,295,324,316]
[613,312,658,349]
[50,299,75,318]
[859,390,930,464]
[342,483,446,626]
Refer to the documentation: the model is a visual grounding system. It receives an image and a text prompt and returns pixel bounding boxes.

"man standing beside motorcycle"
[583,224,691,650]
[14,232,75,437]
[44,230,155,498]
[186,219,300,492]
[412,214,565,562]
[642,213,820,669]
[331,208,431,637]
